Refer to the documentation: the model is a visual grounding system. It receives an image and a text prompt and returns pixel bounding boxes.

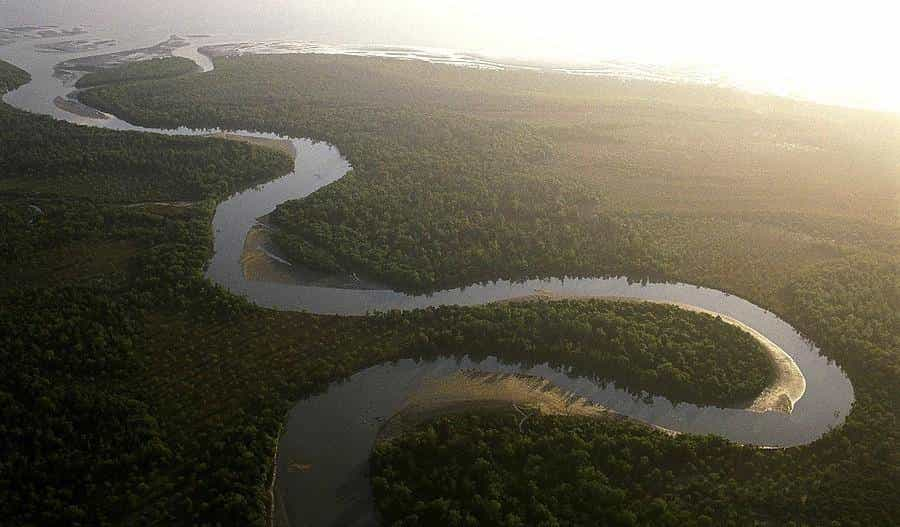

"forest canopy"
[0,59,29,92]
[75,57,200,88]
[1,54,898,527]
[78,54,900,293]
[373,412,768,526]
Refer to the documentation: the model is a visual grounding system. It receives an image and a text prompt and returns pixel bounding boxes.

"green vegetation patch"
[1,58,291,204]
[401,300,775,406]
[0,287,167,526]
[76,54,899,293]
[0,103,292,202]
[0,60,29,92]
[2,57,898,527]
[372,412,765,526]
[0,198,212,291]
[75,56,199,88]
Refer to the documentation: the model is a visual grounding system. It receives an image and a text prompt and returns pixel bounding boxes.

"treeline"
[75,54,899,292]
[3,55,899,526]
[0,59,29,92]
[267,151,643,292]
[397,300,774,406]
[0,194,780,524]
[0,101,292,202]
[76,55,663,292]
[76,57,199,88]
[0,66,291,204]
[372,251,900,526]
[372,412,768,526]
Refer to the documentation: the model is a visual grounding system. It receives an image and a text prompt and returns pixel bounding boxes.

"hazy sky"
[2,0,898,112]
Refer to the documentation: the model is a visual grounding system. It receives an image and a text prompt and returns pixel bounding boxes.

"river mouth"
[1,34,855,527]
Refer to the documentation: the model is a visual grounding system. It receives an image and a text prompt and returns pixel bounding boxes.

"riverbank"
[54,35,189,75]
[52,95,107,119]
[241,216,387,289]
[1,38,882,527]
[241,221,299,285]
[501,291,806,414]
[205,132,296,159]
[377,370,678,441]
[242,238,804,414]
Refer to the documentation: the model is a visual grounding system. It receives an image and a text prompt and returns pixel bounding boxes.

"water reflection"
[1,34,856,527]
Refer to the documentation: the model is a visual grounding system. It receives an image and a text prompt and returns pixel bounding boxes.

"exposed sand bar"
[242,219,386,289]
[241,223,301,285]
[123,201,194,208]
[501,291,806,414]
[678,303,806,414]
[242,235,806,415]
[211,130,299,284]
[53,96,108,119]
[36,39,116,54]
[55,35,189,74]
[378,370,678,441]
[206,132,296,158]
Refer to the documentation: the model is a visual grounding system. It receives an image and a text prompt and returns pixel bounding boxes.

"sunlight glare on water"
[2,0,897,112]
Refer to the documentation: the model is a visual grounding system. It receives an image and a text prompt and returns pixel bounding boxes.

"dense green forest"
[3,51,899,527]
[0,59,29,91]
[0,60,293,525]
[399,300,775,406]
[75,57,199,88]
[77,54,899,292]
[0,59,781,526]
[372,412,768,526]
[77,56,656,291]
[0,100,291,203]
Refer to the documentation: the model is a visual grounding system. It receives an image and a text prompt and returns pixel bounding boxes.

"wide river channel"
[1,34,854,527]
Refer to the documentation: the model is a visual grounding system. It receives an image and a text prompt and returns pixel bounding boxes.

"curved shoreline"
[0,41,855,527]
[230,145,804,415]
[241,224,806,414]
[499,291,805,414]
[696,305,805,413]
[205,131,296,159]
[377,371,680,442]
[52,95,107,118]
[241,223,299,285]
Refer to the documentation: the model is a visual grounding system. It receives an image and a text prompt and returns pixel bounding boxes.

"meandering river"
[2,34,855,527]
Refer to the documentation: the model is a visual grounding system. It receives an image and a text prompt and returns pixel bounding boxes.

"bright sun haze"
[0,1,897,526]
[4,0,899,112]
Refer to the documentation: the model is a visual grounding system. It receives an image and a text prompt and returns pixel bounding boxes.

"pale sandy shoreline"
[205,131,296,159]
[377,370,678,442]
[242,241,805,414]
[241,222,301,285]
[53,95,107,119]
[501,291,806,414]
[241,219,386,290]
[225,121,805,416]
